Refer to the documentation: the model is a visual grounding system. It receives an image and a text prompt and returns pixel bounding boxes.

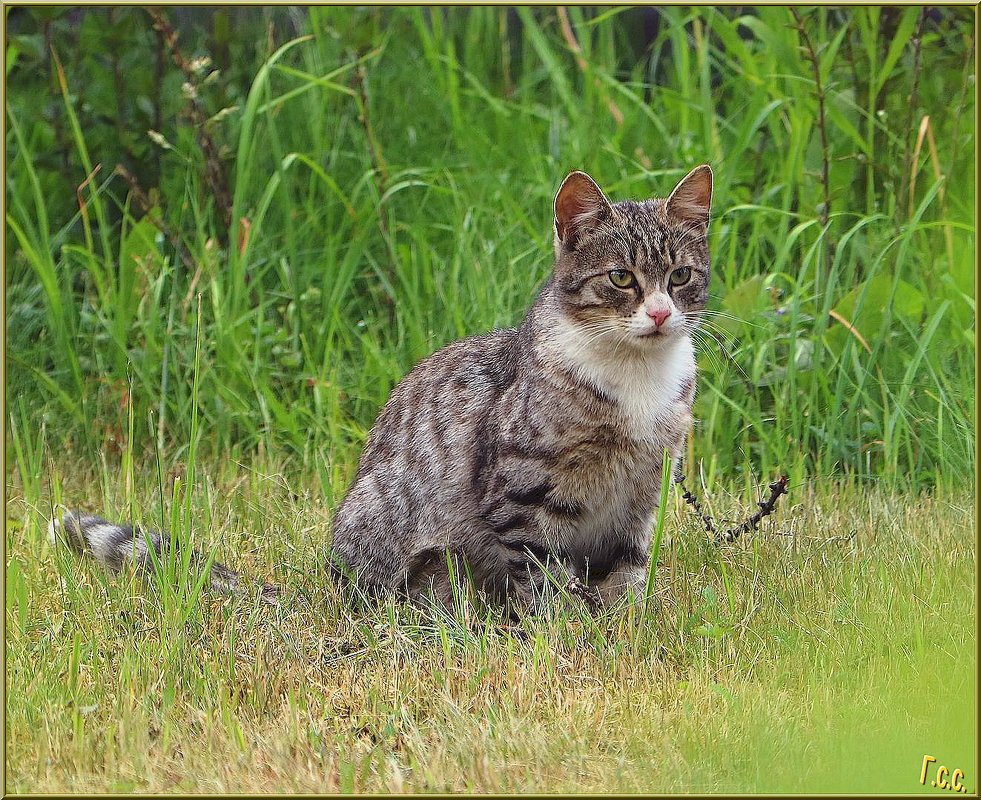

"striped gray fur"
[51,166,712,614]
[330,166,713,611]
[49,510,279,604]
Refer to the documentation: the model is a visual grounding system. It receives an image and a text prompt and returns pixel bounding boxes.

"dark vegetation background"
[5,6,976,491]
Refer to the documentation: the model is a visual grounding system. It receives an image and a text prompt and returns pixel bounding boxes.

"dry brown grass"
[6,465,976,793]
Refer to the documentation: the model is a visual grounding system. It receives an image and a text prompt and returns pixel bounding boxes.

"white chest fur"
[540,315,696,442]
[581,336,694,440]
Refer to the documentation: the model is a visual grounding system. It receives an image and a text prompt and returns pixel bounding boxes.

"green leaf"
[827,275,925,355]
[875,9,919,96]
[694,622,731,640]
[6,42,19,76]
[718,275,768,335]
[120,217,161,271]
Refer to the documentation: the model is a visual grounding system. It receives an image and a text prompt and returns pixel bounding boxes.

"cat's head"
[549,166,712,349]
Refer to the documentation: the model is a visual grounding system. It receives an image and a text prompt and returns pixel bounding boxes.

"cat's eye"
[669,266,692,286]
[608,269,636,289]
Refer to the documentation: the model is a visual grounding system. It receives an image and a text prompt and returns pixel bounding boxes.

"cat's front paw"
[565,574,601,608]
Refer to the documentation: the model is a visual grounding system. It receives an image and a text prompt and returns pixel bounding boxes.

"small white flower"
[147,129,173,150]
[188,56,212,73]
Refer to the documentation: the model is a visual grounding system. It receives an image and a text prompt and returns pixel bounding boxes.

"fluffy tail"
[49,509,279,605]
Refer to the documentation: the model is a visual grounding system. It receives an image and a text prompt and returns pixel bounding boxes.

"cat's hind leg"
[404,546,471,612]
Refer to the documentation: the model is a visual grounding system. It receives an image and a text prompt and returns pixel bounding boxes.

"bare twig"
[153,17,165,175]
[500,8,513,98]
[790,8,835,292]
[790,9,831,230]
[114,164,196,274]
[899,8,929,221]
[678,475,790,544]
[146,7,233,234]
[351,61,399,285]
[677,478,717,538]
[940,27,974,267]
[716,476,790,544]
[351,63,390,204]
[947,28,975,186]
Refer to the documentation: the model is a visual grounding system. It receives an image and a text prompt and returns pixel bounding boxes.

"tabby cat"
[50,165,713,612]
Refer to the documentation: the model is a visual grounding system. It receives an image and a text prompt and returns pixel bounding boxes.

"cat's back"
[357,327,524,474]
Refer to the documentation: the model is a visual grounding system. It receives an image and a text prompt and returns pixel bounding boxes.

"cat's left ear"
[665,164,713,226]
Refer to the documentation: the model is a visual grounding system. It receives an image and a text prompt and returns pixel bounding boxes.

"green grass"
[5,7,975,486]
[6,465,976,793]
[4,6,976,794]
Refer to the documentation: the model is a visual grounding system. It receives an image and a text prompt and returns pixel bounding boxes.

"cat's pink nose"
[646,308,672,327]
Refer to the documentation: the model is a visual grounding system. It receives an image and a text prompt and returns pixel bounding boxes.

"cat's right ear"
[665,164,713,226]
[554,171,613,251]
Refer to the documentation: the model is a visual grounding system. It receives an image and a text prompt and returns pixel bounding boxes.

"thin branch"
[153,17,165,176]
[351,61,399,287]
[940,26,975,268]
[946,27,975,184]
[677,477,717,538]
[145,7,233,234]
[678,475,790,544]
[115,164,196,274]
[899,8,929,221]
[790,8,831,230]
[716,476,790,544]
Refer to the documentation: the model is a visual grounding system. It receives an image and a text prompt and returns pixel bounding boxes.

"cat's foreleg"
[590,562,649,606]
[499,551,583,616]
[667,399,695,473]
